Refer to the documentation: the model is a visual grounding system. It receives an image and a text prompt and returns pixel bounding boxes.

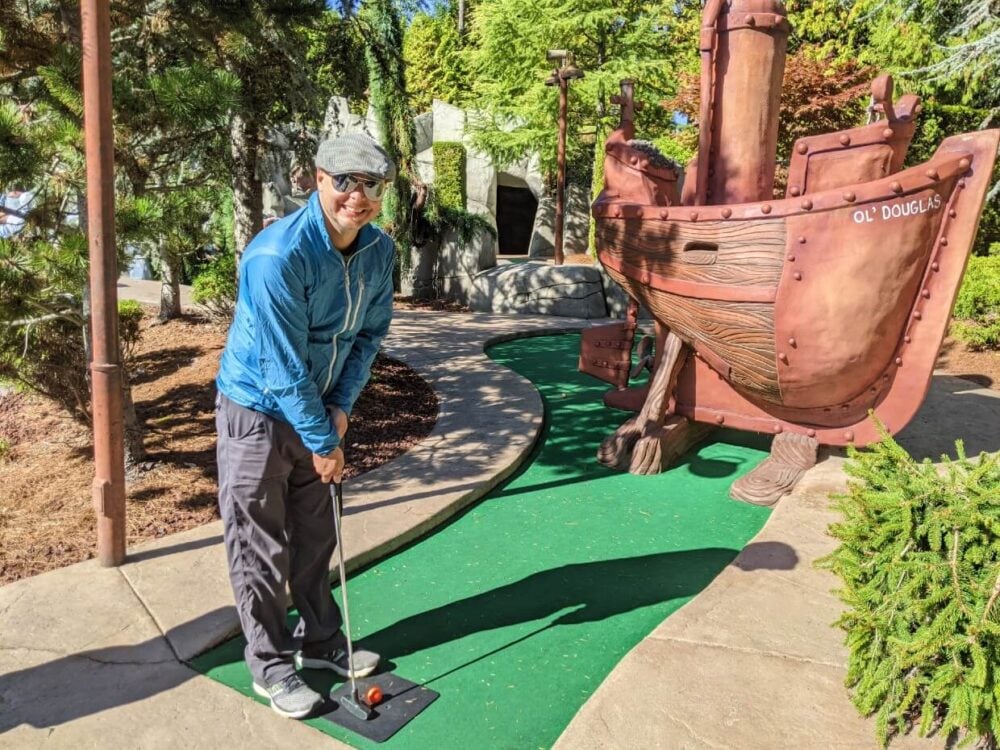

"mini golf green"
[193,333,773,748]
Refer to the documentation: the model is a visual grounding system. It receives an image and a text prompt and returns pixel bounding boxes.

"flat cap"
[315,133,396,182]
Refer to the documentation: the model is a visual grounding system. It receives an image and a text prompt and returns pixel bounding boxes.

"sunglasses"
[330,173,387,200]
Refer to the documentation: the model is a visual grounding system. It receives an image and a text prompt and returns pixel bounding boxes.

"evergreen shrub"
[951,253,1000,350]
[191,249,237,321]
[820,427,1000,747]
[433,142,466,211]
[117,299,144,364]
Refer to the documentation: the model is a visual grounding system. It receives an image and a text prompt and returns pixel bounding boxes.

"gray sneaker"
[294,645,380,679]
[252,673,323,719]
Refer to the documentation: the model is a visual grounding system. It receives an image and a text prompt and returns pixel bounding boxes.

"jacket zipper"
[349,272,366,330]
[322,237,379,395]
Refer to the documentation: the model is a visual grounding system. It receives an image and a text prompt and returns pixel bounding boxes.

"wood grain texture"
[605,264,781,402]
[597,218,785,288]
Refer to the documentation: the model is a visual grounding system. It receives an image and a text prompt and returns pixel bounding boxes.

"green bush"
[432,141,466,211]
[191,248,237,321]
[117,299,143,364]
[819,427,1000,747]
[951,254,1000,350]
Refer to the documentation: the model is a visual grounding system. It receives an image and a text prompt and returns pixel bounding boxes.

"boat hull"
[591,130,1000,446]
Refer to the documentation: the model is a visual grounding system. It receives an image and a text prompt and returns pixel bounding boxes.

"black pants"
[216,393,343,685]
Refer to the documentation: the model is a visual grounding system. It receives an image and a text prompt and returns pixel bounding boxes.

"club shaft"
[331,482,359,699]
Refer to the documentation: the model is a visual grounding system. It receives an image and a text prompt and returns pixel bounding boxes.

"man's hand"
[313,447,344,483]
[330,407,349,439]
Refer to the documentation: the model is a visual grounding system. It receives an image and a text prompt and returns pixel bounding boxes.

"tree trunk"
[121,370,146,475]
[458,0,465,35]
[159,249,182,320]
[230,111,263,260]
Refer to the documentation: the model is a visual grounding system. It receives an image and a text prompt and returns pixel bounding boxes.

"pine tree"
[360,0,422,274]
[820,425,1000,747]
[404,4,470,112]
[464,0,686,176]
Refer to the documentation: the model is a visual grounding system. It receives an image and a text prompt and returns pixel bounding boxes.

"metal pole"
[554,75,568,266]
[81,0,126,566]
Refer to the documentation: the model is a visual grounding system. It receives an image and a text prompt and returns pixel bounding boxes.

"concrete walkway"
[116,276,196,310]
[1,308,998,749]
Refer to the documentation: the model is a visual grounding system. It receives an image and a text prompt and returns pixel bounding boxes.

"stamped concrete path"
[2,307,998,749]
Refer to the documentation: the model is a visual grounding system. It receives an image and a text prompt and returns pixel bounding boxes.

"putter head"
[339,689,374,721]
[324,673,439,741]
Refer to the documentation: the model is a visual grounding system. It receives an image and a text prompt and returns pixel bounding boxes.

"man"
[215,133,396,719]
[0,188,36,239]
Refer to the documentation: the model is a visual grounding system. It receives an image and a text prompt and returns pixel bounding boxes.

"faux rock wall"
[324,95,622,318]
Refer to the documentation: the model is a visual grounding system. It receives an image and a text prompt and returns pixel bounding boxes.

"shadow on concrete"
[0,607,233,734]
[126,534,224,564]
[896,374,1000,460]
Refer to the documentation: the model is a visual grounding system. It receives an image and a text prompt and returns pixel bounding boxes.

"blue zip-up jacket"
[216,192,395,456]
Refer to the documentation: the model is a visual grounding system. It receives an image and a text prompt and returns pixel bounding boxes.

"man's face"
[316,170,383,238]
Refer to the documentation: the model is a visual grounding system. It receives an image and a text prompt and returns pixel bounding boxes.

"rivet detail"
[722,208,732,219]
[839,135,851,146]
[793,271,802,281]
[761,204,772,215]
[796,143,808,155]
[790,186,801,197]
[801,199,813,211]
[843,191,856,203]
[882,128,894,139]
[926,169,939,180]
[891,181,903,194]
[788,337,797,347]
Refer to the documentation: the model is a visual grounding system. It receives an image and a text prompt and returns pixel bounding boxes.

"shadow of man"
[361,541,798,666]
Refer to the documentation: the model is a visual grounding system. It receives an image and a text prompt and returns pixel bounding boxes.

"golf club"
[330,480,374,721]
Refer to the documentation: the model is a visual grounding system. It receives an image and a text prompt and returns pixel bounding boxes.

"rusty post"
[545,50,584,266]
[554,75,568,265]
[81,0,126,566]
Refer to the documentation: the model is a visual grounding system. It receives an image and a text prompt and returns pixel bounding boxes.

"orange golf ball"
[365,685,384,706]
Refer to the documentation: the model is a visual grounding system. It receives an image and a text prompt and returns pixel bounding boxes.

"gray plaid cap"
[315,133,396,182]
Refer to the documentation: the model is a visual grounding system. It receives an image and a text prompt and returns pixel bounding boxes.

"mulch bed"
[0,307,437,584]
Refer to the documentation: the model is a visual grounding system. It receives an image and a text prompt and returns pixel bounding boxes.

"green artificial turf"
[192,333,772,749]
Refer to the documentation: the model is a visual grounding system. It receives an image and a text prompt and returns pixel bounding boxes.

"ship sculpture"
[579,0,999,505]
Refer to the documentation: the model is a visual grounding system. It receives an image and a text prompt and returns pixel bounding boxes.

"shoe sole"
[295,654,378,679]
[252,681,321,720]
